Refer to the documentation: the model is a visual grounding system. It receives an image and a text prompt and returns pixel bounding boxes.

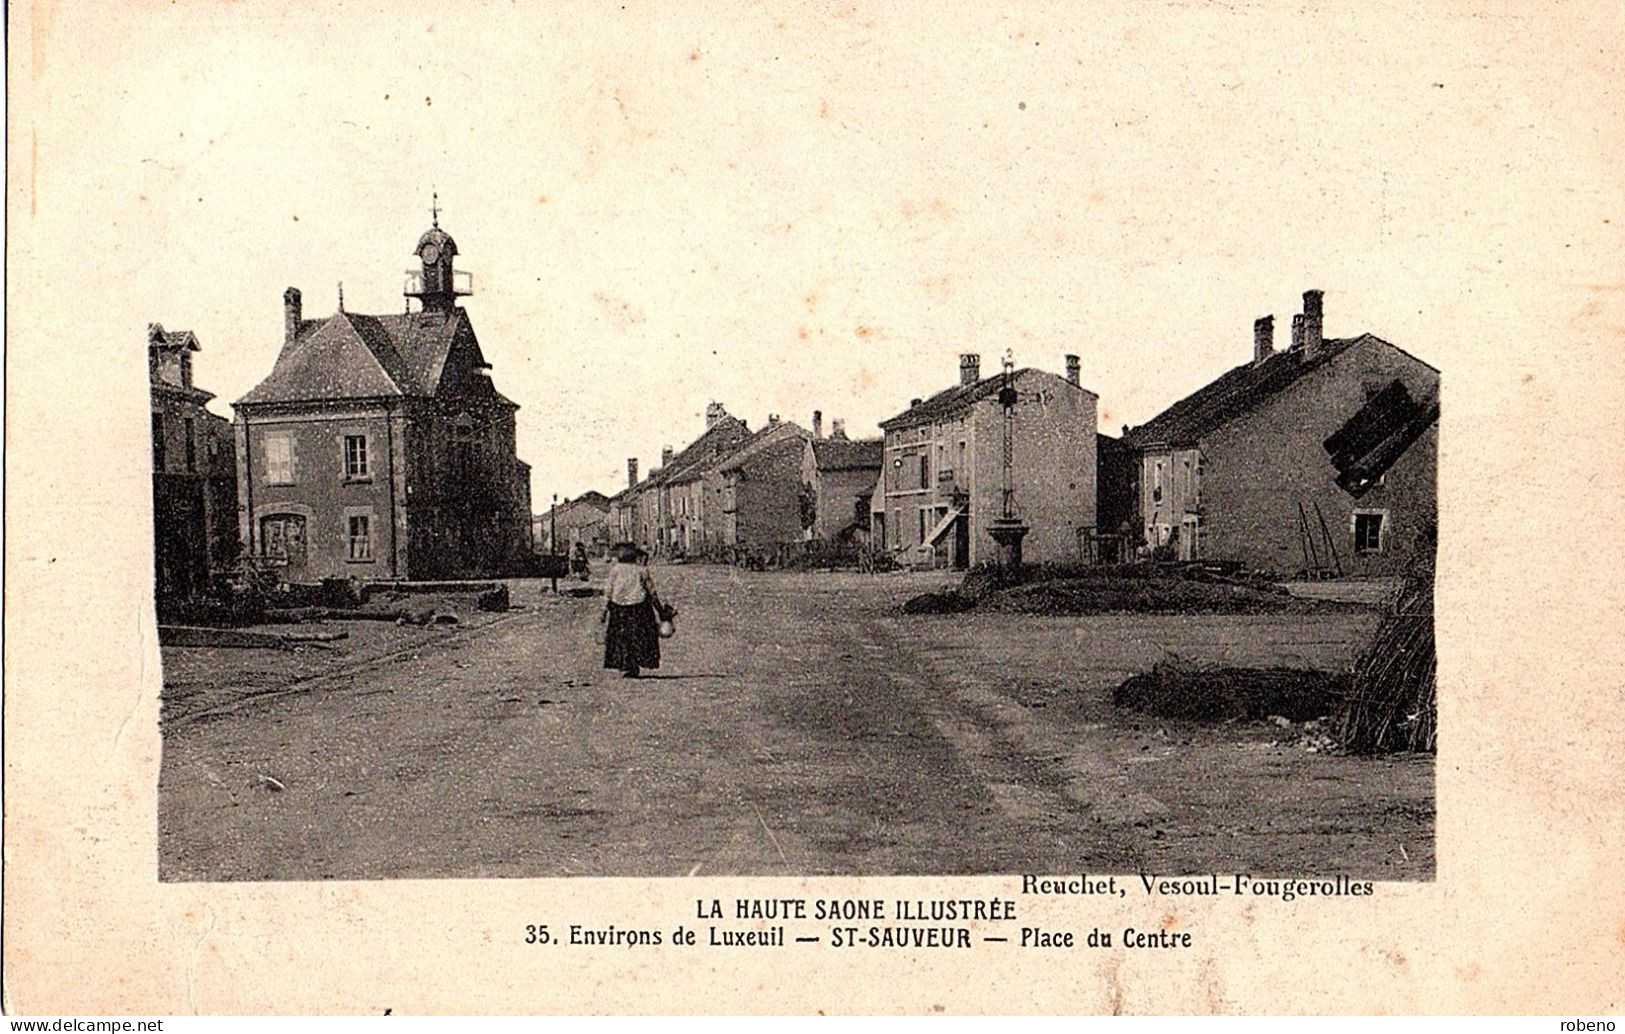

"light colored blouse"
[604,561,653,606]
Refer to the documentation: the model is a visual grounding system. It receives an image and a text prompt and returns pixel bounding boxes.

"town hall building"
[233,217,533,582]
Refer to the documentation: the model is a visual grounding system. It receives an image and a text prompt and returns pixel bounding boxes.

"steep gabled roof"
[1121,337,1374,449]
[236,308,469,406]
[342,313,419,395]
[370,310,464,392]
[809,436,883,472]
[879,370,1020,431]
[714,421,813,475]
[148,324,200,351]
[656,416,753,485]
[879,368,1089,431]
[237,313,405,404]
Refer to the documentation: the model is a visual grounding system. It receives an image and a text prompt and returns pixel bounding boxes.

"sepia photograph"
[153,228,1439,882]
[6,0,1622,1017]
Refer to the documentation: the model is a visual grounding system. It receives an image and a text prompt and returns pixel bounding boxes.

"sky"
[10,1,1622,502]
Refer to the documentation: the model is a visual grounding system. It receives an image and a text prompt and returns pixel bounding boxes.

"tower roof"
[415,225,457,256]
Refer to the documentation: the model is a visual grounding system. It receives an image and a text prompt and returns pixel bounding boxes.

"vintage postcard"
[4,0,1622,1016]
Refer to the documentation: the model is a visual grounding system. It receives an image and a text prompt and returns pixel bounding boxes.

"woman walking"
[601,542,662,678]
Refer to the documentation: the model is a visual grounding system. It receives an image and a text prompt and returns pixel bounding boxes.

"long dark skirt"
[604,601,660,673]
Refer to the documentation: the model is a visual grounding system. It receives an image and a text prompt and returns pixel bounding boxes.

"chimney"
[768,414,781,426]
[661,445,674,468]
[283,286,302,344]
[830,419,848,440]
[627,458,639,489]
[1302,289,1324,359]
[1291,313,1305,352]
[1253,315,1275,365]
[910,398,923,408]
[1064,354,1080,386]
[812,410,823,438]
[705,401,727,429]
[959,353,981,386]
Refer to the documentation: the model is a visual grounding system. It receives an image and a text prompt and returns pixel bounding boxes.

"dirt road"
[158,565,1432,880]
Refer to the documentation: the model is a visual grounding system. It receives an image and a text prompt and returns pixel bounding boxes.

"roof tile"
[810,436,882,471]
[1121,338,1364,448]
[236,308,464,405]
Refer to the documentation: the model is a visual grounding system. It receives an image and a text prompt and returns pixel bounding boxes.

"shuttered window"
[265,435,294,484]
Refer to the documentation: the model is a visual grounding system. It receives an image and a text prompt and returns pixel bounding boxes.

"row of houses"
[582,288,1437,578]
[862,289,1437,575]
[598,407,885,564]
[151,213,1438,596]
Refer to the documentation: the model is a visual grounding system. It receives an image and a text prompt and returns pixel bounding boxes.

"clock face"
[421,244,441,264]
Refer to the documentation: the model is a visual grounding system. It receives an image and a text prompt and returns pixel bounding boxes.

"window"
[1354,512,1385,554]
[348,514,373,561]
[918,453,930,489]
[344,435,369,479]
[151,412,165,470]
[1152,461,1164,504]
[265,435,294,484]
[918,508,929,543]
[184,418,196,473]
[179,351,193,388]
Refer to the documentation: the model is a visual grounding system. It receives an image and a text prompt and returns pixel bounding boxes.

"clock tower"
[405,196,470,312]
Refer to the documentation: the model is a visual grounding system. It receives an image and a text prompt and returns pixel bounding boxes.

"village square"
[152,214,1437,881]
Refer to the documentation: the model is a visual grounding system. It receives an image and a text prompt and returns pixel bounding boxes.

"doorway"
[261,513,309,581]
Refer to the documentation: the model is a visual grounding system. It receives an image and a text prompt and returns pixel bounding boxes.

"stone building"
[875,353,1099,569]
[606,405,751,557]
[1090,432,1140,563]
[608,407,882,562]
[150,324,239,600]
[232,218,532,582]
[713,418,815,558]
[605,460,640,547]
[1119,290,1438,576]
[534,491,611,555]
[799,422,883,544]
[660,407,759,558]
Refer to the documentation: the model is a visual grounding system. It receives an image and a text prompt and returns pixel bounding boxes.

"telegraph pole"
[550,493,559,594]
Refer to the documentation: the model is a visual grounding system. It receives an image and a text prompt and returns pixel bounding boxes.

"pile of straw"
[1338,524,1437,754]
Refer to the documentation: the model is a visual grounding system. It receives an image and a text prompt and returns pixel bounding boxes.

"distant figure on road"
[571,541,589,581]
[602,542,661,679]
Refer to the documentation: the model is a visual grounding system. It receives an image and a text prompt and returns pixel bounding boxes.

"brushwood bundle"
[1338,524,1437,753]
